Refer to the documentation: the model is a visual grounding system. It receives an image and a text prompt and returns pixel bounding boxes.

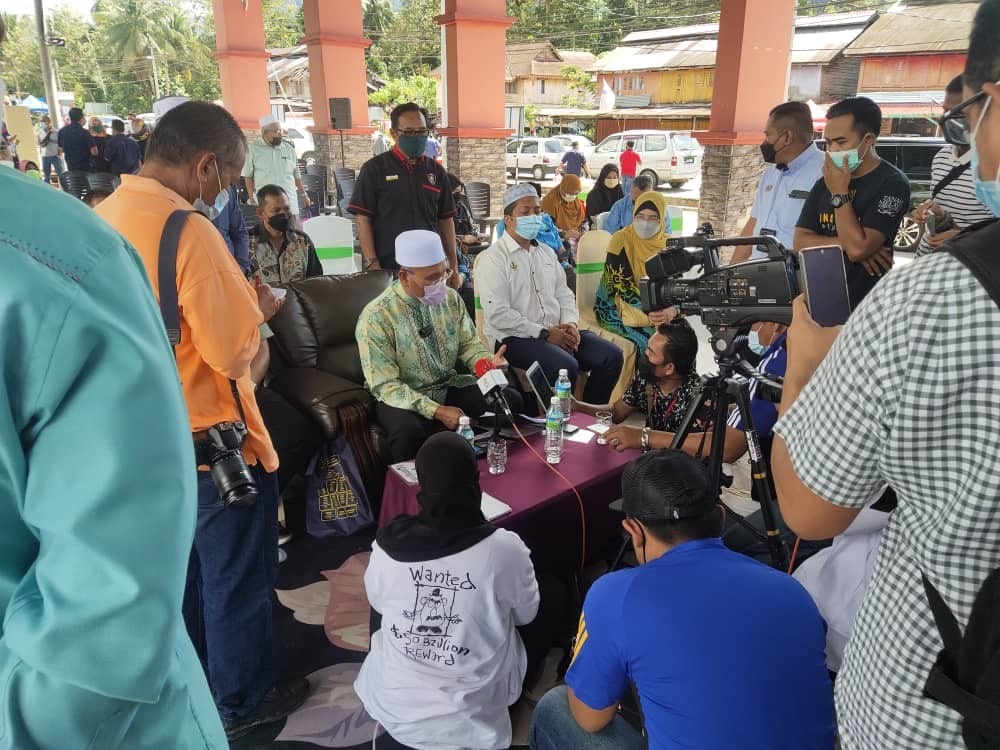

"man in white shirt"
[477,183,624,404]
[733,101,825,262]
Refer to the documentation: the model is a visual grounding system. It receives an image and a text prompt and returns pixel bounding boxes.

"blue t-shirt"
[728,331,787,435]
[560,150,587,176]
[567,538,834,749]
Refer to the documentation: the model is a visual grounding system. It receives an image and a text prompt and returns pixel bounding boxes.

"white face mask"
[561,193,578,203]
[633,218,660,239]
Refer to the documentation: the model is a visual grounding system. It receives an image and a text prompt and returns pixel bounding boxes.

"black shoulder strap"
[158,210,192,346]
[945,221,1000,309]
[932,161,971,198]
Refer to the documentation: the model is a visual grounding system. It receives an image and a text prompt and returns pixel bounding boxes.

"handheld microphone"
[474,359,514,419]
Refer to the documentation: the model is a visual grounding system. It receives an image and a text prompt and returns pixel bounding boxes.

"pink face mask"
[420,277,449,306]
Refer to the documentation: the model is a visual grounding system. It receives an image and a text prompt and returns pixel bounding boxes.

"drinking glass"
[596,411,613,445]
[487,437,508,475]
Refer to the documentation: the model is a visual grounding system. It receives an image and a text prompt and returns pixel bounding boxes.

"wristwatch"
[830,193,851,209]
[538,328,550,341]
[641,427,651,453]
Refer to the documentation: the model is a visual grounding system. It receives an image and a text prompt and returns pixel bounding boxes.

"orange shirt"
[97,175,278,471]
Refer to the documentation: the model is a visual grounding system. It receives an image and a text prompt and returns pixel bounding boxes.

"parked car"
[874,136,944,252]
[285,123,317,165]
[505,137,568,180]
[590,129,702,189]
[551,134,595,159]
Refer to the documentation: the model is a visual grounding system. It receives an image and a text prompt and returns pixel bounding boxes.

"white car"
[285,123,317,165]
[591,129,702,188]
[505,137,568,180]
[552,134,595,159]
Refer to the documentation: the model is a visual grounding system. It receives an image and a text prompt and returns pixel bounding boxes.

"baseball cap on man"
[610,450,717,521]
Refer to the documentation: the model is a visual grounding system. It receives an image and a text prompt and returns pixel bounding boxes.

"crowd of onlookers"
[3,1,1000,748]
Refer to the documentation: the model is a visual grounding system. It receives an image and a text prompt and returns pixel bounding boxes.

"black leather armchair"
[265,272,394,484]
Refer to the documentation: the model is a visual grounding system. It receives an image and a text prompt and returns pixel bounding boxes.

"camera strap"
[945,220,1000,309]
[157,209,250,425]
[932,162,970,199]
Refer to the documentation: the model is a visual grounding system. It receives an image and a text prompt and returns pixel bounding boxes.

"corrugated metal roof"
[595,11,875,73]
[844,2,977,56]
[538,105,712,118]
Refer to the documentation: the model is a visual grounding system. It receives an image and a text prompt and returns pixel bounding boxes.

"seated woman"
[356,432,541,750]
[595,191,675,352]
[540,173,587,240]
[576,318,709,453]
[585,164,624,228]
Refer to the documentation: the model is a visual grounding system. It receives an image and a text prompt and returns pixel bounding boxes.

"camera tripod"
[610,351,789,571]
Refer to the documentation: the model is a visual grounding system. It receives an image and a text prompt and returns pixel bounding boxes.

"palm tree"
[96,0,185,97]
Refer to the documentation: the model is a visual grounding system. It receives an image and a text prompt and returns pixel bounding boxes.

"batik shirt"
[247,226,322,285]
[622,371,701,433]
[357,282,492,419]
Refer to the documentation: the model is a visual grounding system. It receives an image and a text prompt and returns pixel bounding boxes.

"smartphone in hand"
[798,245,852,327]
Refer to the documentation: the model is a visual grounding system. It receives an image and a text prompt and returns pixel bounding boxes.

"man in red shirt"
[619,140,642,194]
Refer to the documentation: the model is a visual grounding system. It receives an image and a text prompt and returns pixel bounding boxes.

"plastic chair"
[58,170,91,200]
[666,205,684,235]
[575,229,635,403]
[240,203,261,232]
[87,172,117,194]
[302,214,358,275]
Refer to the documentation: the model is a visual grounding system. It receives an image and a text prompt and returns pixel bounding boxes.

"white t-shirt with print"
[355,530,539,750]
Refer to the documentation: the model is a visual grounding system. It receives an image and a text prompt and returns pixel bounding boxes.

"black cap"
[611,450,716,521]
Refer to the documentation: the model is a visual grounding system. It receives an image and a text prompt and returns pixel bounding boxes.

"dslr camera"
[194,421,259,508]
[639,223,799,356]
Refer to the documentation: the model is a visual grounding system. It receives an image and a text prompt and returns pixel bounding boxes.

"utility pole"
[147,53,160,100]
[33,0,62,124]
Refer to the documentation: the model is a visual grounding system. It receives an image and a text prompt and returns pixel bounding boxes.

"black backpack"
[922,219,1000,749]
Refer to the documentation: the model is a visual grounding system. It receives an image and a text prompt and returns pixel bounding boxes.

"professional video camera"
[639,223,799,356]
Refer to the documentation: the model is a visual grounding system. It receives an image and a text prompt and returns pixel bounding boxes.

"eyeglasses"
[397,129,429,137]
[940,89,988,147]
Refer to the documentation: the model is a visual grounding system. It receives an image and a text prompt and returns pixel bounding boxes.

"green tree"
[95,0,187,99]
[369,0,440,77]
[262,0,304,49]
[560,65,595,107]
[363,0,395,76]
[368,74,438,114]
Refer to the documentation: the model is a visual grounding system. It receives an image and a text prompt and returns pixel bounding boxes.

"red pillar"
[699,0,796,238]
[212,0,271,131]
[301,0,373,172]
[437,0,515,215]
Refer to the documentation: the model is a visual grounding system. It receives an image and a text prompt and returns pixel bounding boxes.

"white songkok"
[503,182,539,210]
[395,230,446,269]
[259,114,280,129]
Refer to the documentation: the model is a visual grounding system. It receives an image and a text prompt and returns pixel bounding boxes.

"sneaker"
[224,677,311,741]
[278,523,292,546]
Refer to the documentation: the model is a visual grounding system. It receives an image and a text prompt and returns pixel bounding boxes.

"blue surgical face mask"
[514,214,543,240]
[748,329,769,356]
[193,159,228,220]
[971,89,1000,218]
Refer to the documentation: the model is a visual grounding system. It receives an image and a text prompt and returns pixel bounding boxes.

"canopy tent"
[19,95,49,113]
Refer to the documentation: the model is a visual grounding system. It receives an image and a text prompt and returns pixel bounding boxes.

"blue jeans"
[502,330,624,404]
[42,155,63,183]
[621,175,634,195]
[183,464,279,722]
[530,685,646,750]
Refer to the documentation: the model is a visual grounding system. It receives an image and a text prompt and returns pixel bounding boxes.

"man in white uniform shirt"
[733,101,825,262]
[477,183,624,404]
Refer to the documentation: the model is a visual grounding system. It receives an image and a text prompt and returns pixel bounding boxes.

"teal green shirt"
[0,169,226,747]
[357,282,491,419]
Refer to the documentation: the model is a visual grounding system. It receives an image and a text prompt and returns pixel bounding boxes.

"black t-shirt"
[348,147,456,268]
[796,160,911,308]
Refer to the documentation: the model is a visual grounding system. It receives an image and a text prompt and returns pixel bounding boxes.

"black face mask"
[760,138,777,164]
[270,135,283,147]
[268,212,291,233]
[637,355,657,380]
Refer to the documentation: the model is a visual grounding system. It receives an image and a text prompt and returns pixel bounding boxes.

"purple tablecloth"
[378,415,635,572]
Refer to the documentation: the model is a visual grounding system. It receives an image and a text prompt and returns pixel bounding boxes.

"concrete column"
[212,0,271,131]
[436,0,514,215]
[302,0,374,180]
[698,0,796,238]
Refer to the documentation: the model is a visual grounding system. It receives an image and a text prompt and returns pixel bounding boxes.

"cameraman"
[771,5,1000,743]
[96,101,309,740]
[529,450,834,750]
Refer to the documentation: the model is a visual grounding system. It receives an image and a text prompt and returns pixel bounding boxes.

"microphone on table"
[474,358,515,421]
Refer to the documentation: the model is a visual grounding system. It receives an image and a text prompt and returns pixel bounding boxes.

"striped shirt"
[774,228,1000,747]
[916,146,993,255]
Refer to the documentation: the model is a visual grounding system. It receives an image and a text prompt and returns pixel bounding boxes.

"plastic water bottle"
[457,416,475,447]
[545,397,564,464]
[555,369,572,424]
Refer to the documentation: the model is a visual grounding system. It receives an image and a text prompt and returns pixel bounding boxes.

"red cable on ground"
[511,421,588,572]
[787,536,801,574]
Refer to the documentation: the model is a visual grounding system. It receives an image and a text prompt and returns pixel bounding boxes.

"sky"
[0,0,95,16]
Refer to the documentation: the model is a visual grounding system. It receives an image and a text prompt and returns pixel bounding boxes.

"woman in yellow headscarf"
[540,173,586,235]
[595,191,675,350]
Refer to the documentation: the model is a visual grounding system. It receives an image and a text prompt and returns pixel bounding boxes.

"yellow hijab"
[607,191,668,329]
[541,173,585,232]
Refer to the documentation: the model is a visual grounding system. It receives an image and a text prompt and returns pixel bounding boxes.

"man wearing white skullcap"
[357,229,522,461]
[476,184,624,404]
[241,113,311,221]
